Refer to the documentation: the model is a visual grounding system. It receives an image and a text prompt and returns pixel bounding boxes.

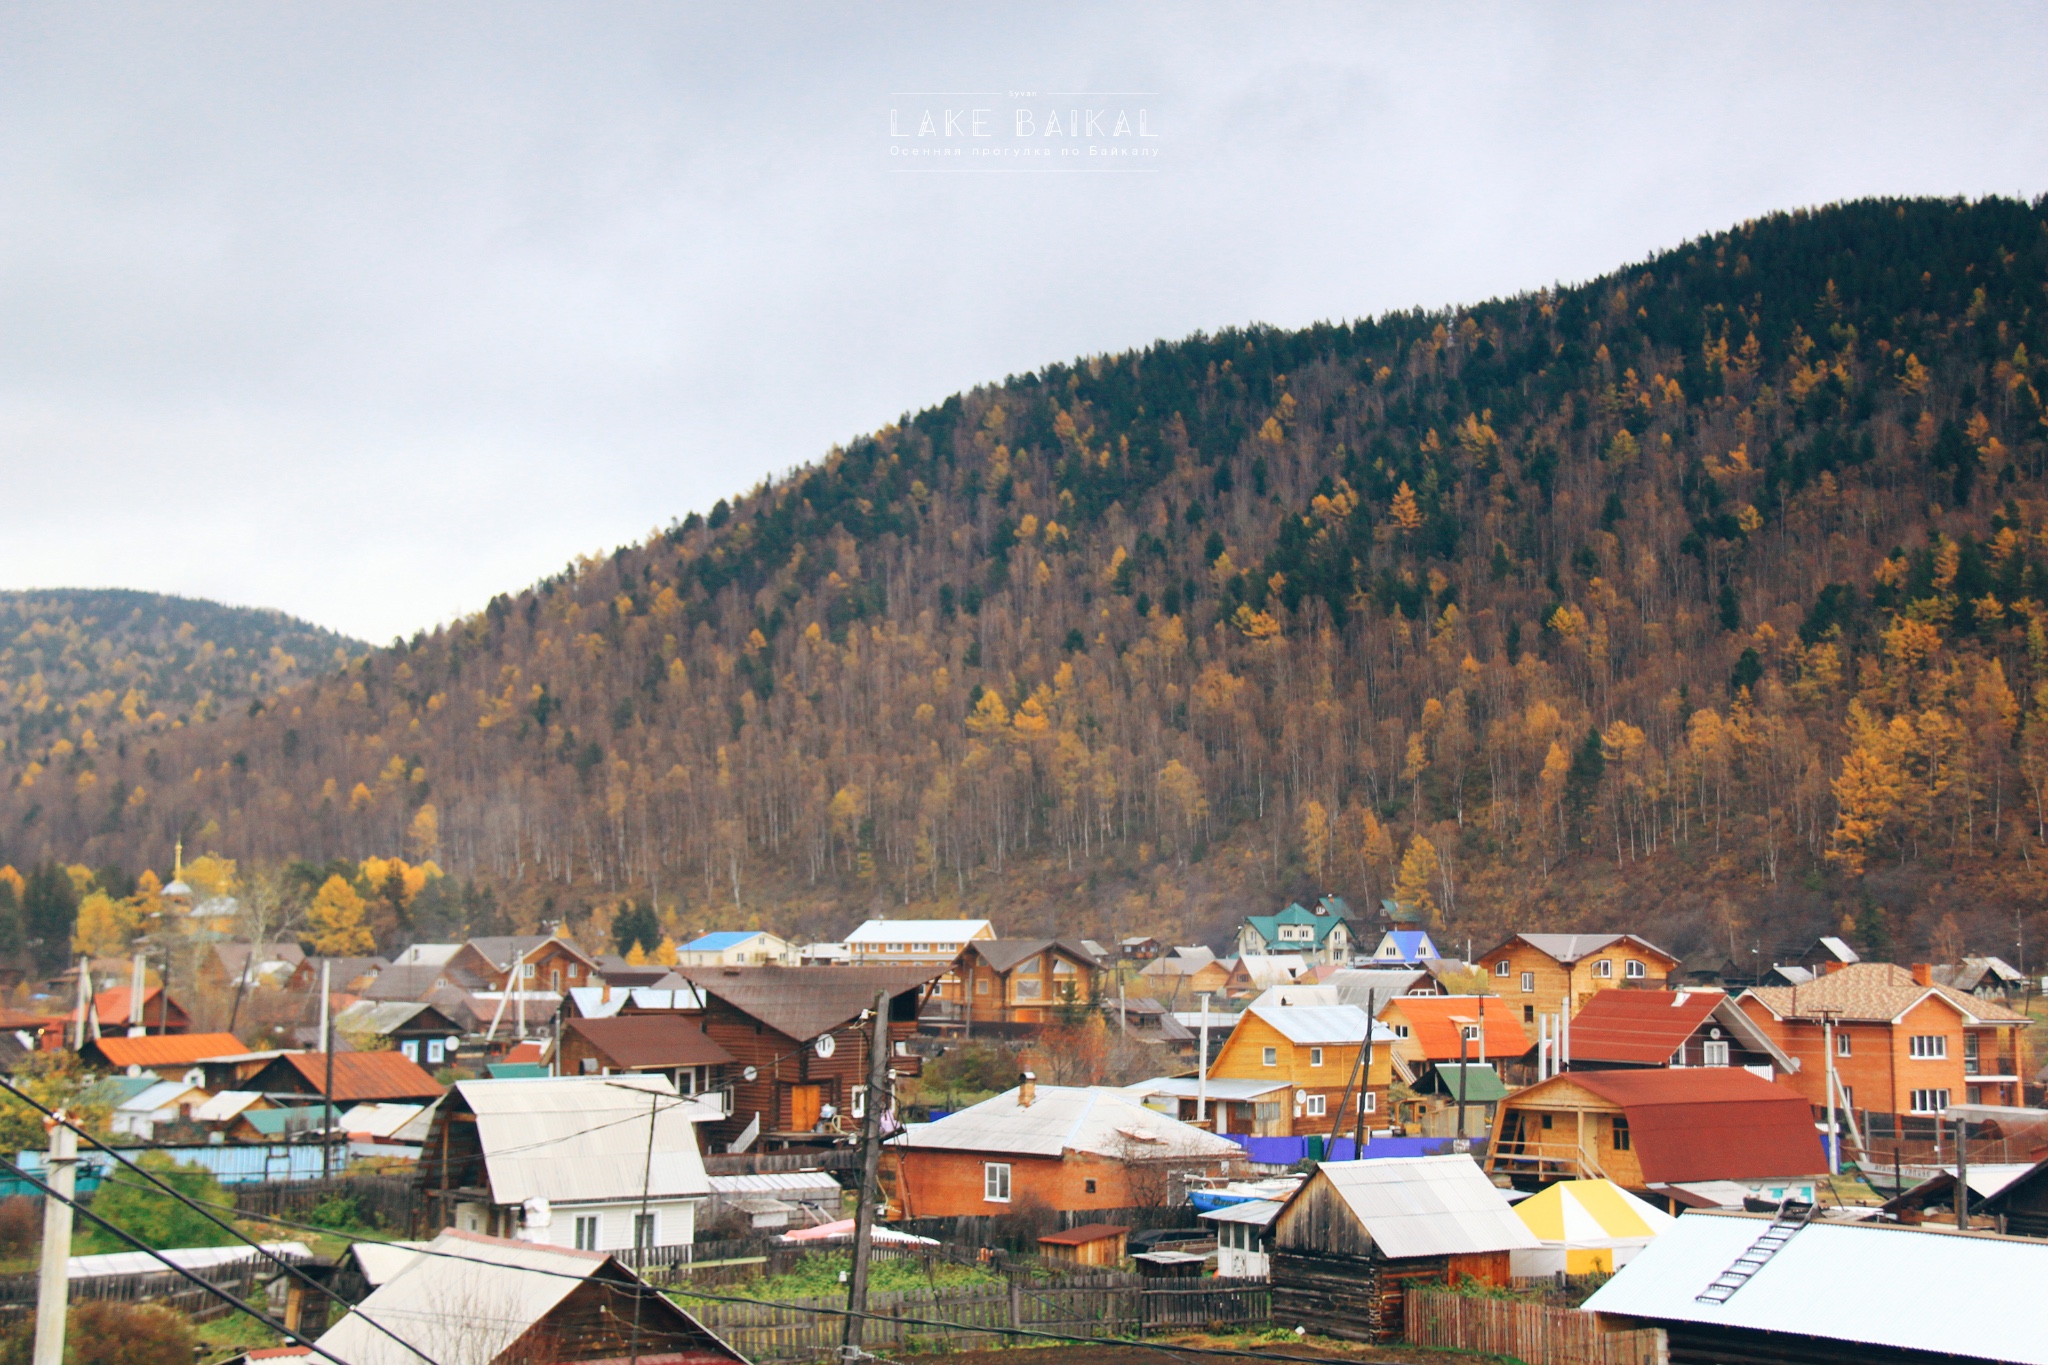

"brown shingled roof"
[677,964,946,1040]
[1744,962,2029,1024]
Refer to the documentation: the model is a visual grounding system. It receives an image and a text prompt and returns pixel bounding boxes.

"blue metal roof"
[682,930,761,951]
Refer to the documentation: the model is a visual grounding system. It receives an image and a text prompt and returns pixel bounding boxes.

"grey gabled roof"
[1512,932,1673,964]
[968,938,1099,975]
[448,1074,709,1205]
[1291,1156,1538,1260]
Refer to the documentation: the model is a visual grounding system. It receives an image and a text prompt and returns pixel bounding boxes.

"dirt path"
[885,1336,1498,1365]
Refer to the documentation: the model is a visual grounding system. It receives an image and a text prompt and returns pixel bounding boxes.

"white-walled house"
[417,1075,709,1252]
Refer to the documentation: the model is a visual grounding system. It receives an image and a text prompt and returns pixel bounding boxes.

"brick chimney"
[1018,1071,1037,1108]
[1911,963,1932,987]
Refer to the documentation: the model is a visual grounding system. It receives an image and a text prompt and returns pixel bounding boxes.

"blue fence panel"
[16,1141,419,1186]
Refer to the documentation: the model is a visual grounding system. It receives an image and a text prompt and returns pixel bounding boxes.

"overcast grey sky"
[2,3,2043,642]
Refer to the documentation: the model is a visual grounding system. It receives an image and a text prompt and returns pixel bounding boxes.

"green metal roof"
[1425,1063,1508,1103]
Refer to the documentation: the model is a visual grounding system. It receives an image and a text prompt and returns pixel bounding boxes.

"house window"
[1493,959,1511,976]
[1362,1092,1376,1113]
[1593,960,1614,979]
[1521,972,1535,994]
[1084,1178,1097,1194]
[1309,1047,1324,1067]
[1262,1047,1278,1067]
[1611,1116,1631,1151]
[1540,1113,1553,1130]
[1461,1025,1480,1042]
[1523,1006,1535,1024]
[634,1212,658,1250]
[580,1057,599,1074]
[401,1040,420,1062]
[1842,1085,1854,1109]
[1909,1035,1948,1060]
[1015,979,1043,1000]
[551,967,562,990]
[851,1085,866,1118]
[574,1215,600,1251]
[676,1069,696,1095]
[887,943,904,952]
[984,1163,1012,1202]
[1393,1024,1410,1039]
[1837,1032,1852,1057]
[1625,960,1646,979]
[976,977,989,994]
[427,1039,445,1065]
[1910,1089,1952,1115]
[1702,1040,1730,1067]
[523,962,536,981]
[1305,1094,1327,1117]
[1964,1034,1981,1074]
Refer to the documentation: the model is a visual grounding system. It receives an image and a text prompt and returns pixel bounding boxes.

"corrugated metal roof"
[903,1083,1244,1160]
[192,1090,264,1122]
[1508,933,1675,965]
[347,1241,427,1287]
[114,1080,204,1113]
[1124,1076,1292,1102]
[262,1051,446,1103]
[844,919,992,944]
[70,1242,311,1280]
[565,985,704,1018]
[1565,990,1724,1064]
[338,1102,428,1140]
[706,1171,843,1197]
[1198,1198,1283,1226]
[1581,1211,2048,1363]
[683,931,768,951]
[1244,1003,1394,1044]
[1320,969,1433,1015]
[1557,1069,1826,1183]
[1300,1156,1539,1259]
[1385,996,1528,1060]
[452,1075,710,1204]
[89,1032,252,1069]
[564,1014,735,1068]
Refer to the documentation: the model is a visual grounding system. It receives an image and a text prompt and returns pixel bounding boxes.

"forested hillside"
[0,589,362,796]
[9,198,2048,967]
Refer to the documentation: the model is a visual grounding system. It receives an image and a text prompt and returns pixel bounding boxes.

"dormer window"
[1625,959,1646,979]
[1494,960,1511,977]
[1593,960,1614,979]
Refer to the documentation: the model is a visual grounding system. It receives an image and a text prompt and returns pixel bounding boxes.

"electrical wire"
[0,1075,448,1365]
[0,1153,366,1365]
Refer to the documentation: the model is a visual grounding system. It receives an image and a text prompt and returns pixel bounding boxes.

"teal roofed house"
[1234,898,1356,965]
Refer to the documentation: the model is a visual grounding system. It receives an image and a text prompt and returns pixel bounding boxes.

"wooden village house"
[448,935,602,994]
[1563,986,1794,1075]
[1476,933,1679,1026]
[1205,1002,1399,1136]
[558,1013,735,1098]
[1268,1156,1538,1343]
[675,964,941,1148]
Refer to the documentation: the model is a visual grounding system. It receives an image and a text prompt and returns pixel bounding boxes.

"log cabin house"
[1268,1156,1537,1343]
[954,938,1100,1030]
[448,935,603,994]
[675,963,941,1149]
[557,1013,735,1100]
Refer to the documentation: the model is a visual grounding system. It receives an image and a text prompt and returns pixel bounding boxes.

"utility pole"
[1328,1017,1369,1157]
[1196,992,1211,1126]
[32,1115,76,1365]
[1956,1113,1970,1230]
[321,961,336,1184]
[1351,1015,1375,1153]
[1819,1009,1841,1178]
[1453,1018,1472,1145]
[841,990,891,1364]
[71,957,91,1050]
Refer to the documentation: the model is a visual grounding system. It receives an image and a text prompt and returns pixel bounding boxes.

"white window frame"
[1305,1094,1327,1117]
[1836,1031,1852,1057]
[634,1211,657,1250]
[984,1162,1012,1203]
[400,1039,419,1062]
[574,1214,600,1251]
[1262,1046,1278,1067]
[1461,1025,1481,1042]
[522,961,536,981]
[851,1085,867,1118]
[1910,1088,1952,1115]
[1309,1047,1324,1067]
[1910,1035,1948,1060]
[1625,959,1646,979]
[1702,1040,1730,1067]
[1593,959,1614,979]
[1362,1091,1377,1113]
[1493,960,1511,977]
[1392,1024,1410,1039]
[1521,972,1535,993]
[426,1039,445,1065]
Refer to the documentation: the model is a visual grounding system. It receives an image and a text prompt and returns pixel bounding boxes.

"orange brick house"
[886,1075,1243,1217]
[1476,934,1679,1027]
[1205,1002,1399,1136]
[449,935,602,994]
[1737,962,2030,1118]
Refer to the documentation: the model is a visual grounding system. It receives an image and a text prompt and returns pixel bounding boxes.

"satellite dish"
[743,1065,759,1082]
[814,1034,837,1059]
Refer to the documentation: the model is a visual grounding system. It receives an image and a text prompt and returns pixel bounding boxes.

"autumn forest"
[7,197,2048,971]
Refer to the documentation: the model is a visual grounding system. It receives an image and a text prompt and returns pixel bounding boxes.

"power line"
[0,1075,447,1365]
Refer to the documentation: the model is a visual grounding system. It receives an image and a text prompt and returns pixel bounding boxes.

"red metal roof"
[1568,1068,1826,1183]
[92,986,186,1025]
[265,1050,447,1102]
[1566,989,1723,1064]
[1388,996,1529,1061]
[88,1032,253,1069]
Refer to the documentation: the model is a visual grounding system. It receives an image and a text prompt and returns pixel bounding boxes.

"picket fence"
[688,1275,1270,1360]
[1404,1288,1667,1365]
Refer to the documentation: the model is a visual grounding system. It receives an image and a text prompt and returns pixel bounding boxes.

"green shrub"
[0,1299,197,1365]
[79,1153,235,1253]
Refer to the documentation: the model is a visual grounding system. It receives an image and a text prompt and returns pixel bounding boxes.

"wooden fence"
[1405,1288,1667,1365]
[0,1250,313,1325]
[687,1274,1269,1360]
[230,1174,417,1232]
[704,1151,860,1176]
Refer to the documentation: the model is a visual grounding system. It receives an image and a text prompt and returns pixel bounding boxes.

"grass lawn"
[675,1251,1003,1306]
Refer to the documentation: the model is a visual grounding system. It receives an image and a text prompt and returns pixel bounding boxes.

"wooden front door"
[790,1084,823,1131]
